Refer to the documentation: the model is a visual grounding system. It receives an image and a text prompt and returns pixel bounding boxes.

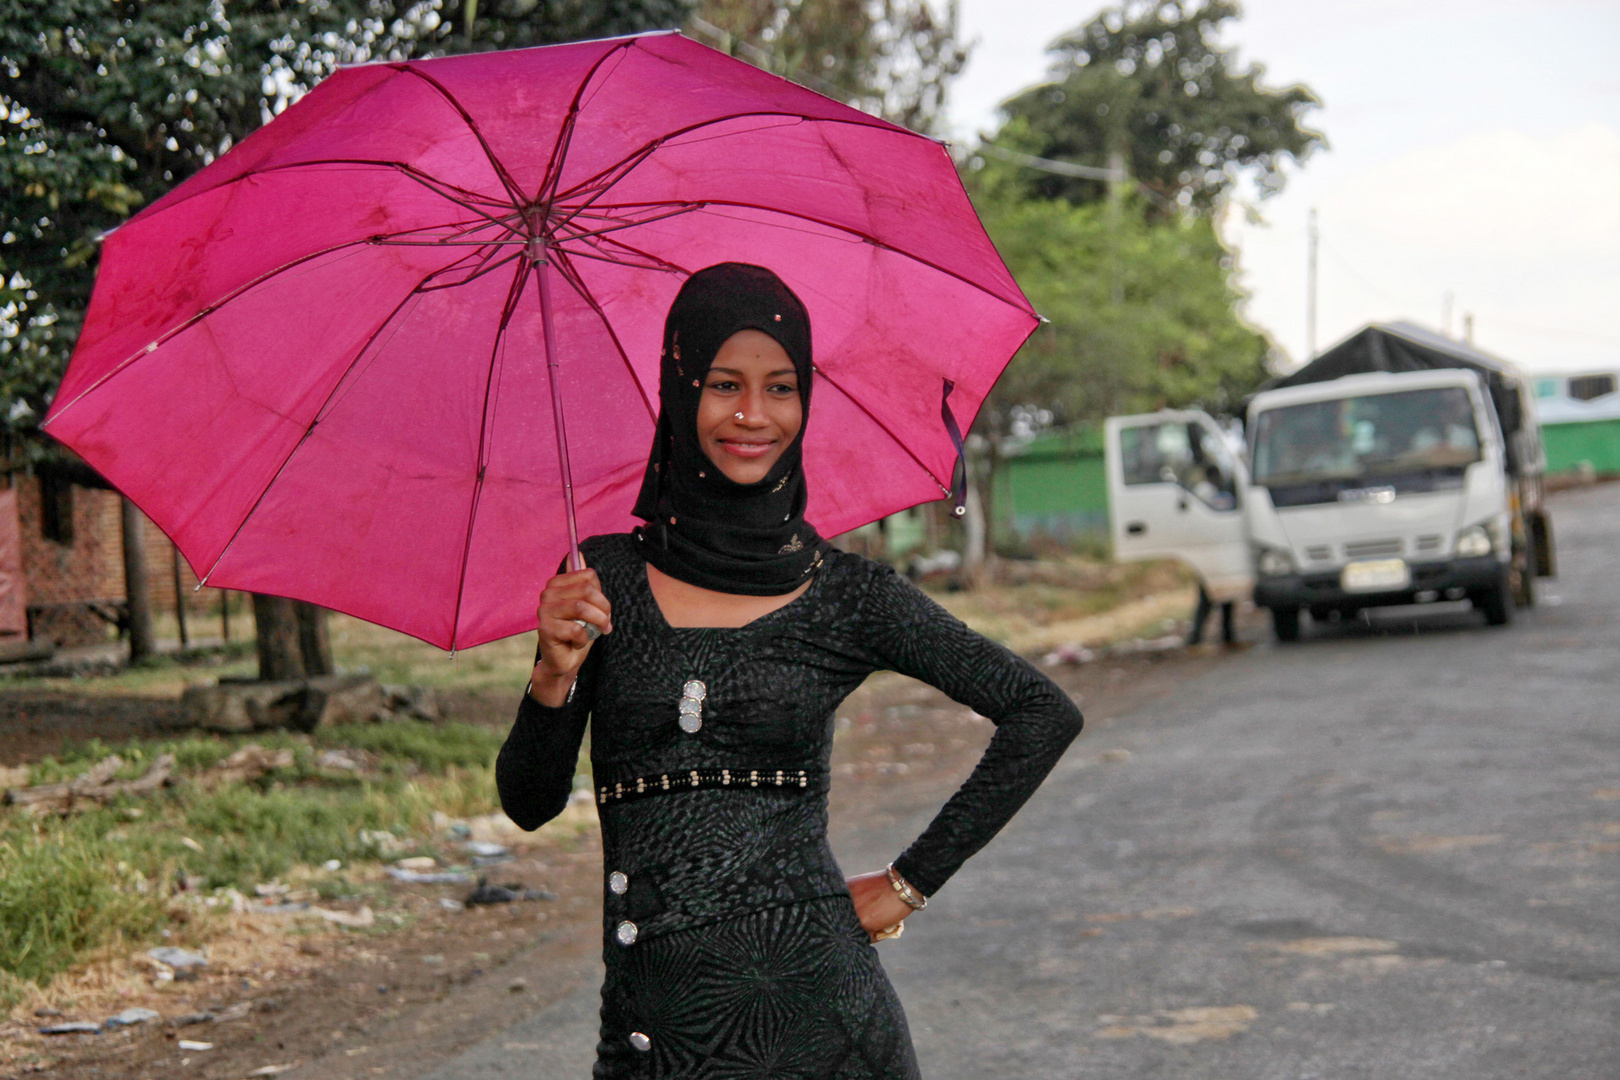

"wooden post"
[220,589,230,642]
[171,545,189,648]
[120,496,154,664]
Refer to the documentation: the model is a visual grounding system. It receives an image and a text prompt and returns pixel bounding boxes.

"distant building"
[1532,371,1620,475]
[0,460,237,648]
[994,426,1109,548]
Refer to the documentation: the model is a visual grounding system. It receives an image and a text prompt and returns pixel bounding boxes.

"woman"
[497,263,1083,1079]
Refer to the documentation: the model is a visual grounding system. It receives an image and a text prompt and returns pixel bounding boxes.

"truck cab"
[1104,323,1553,642]
[1243,368,1514,639]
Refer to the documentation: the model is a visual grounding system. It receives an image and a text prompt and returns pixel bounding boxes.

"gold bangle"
[886,863,927,911]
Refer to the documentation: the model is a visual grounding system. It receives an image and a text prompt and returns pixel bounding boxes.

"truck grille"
[1305,545,1334,563]
[1344,538,1403,559]
[1414,535,1443,553]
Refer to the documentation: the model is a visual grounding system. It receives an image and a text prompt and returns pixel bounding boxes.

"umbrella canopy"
[45,32,1038,649]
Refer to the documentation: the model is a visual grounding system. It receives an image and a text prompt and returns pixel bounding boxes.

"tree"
[692,0,968,134]
[965,127,1273,427]
[252,595,332,680]
[997,0,1323,212]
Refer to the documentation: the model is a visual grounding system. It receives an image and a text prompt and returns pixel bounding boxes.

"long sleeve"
[859,565,1084,898]
[496,644,600,831]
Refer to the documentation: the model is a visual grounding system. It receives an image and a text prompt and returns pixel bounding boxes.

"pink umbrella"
[45,32,1038,650]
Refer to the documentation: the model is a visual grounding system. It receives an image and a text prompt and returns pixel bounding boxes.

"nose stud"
[734,412,744,420]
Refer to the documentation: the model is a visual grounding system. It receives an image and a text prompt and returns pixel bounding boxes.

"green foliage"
[997,0,1323,212]
[319,719,504,774]
[0,719,511,1004]
[0,828,168,994]
[0,0,691,435]
[693,0,967,134]
[969,125,1271,424]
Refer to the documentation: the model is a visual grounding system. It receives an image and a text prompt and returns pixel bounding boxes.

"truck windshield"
[1251,386,1483,486]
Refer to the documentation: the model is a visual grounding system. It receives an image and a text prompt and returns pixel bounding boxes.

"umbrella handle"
[535,251,585,573]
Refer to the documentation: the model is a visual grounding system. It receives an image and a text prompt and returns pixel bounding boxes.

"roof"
[1269,321,1526,389]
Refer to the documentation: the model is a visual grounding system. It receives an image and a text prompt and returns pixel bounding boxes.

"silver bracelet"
[886,863,928,911]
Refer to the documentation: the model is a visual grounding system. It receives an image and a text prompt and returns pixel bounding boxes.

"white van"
[1107,362,1551,641]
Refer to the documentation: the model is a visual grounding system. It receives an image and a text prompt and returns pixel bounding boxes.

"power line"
[975,142,1177,213]
[975,142,1124,182]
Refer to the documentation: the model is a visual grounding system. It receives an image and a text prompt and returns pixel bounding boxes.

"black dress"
[497,534,1083,1079]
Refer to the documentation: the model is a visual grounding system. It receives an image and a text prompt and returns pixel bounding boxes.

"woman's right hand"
[529,566,612,707]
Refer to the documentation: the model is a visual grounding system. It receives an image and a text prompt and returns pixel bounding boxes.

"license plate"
[1341,558,1410,593]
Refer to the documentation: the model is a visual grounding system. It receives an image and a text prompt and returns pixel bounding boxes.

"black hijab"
[631,263,830,594]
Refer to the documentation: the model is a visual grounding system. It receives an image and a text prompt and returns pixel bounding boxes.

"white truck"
[1105,322,1554,642]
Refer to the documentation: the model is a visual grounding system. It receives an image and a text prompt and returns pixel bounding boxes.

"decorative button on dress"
[497,534,1083,1079]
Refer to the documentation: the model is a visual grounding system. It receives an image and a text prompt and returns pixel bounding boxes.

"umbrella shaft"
[536,256,584,573]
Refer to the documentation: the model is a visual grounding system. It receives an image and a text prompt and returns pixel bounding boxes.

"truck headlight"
[1256,546,1294,576]
[1454,523,1496,558]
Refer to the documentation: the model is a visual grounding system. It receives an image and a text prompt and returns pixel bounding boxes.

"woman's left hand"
[846,870,916,942]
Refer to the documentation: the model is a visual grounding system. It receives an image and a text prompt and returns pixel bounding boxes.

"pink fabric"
[46,32,1037,649]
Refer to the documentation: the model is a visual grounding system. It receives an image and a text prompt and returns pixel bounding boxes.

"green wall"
[995,427,1109,543]
[1542,419,1620,475]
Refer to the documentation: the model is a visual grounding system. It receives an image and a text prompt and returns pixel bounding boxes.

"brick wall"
[10,475,237,645]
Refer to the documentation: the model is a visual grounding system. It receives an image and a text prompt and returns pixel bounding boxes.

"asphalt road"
[428,482,1619,1079]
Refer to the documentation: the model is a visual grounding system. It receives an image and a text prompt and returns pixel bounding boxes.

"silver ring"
[574,619,601,642]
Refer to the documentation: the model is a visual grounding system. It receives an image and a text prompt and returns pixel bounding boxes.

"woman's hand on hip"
[529,566,611,707]
[846,870,915,942]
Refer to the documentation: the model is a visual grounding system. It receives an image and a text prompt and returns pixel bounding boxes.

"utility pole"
[1107,147,1126,305]
[1442,291,1454,337]
[1306,207,1318,359]
[1464,313,1475,345]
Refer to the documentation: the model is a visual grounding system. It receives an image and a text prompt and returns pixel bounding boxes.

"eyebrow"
[706,367,798,379]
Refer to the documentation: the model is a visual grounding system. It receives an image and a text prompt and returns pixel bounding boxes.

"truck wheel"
[1477,575,1513,627]
[1272,607,1303,642]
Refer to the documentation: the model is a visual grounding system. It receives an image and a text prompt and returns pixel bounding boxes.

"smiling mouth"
[718,439,777,459]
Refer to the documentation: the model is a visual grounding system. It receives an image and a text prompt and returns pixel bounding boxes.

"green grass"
[0,831,168,994]
[0,720,524,1011]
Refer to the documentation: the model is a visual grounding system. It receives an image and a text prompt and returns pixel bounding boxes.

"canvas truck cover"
[1265,322,1543,477]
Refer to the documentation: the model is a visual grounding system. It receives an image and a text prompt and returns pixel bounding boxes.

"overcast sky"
[946,0,1620,375]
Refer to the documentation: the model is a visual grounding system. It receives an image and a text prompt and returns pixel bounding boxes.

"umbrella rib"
[447,259,532,651]
[547,241,683,275]
[546,248,658,424]
[387,65,528,208]
[810,366,952,497]
[552,203,704,244]
[564,230,690,276]
[46,212,525,427]
[550,110,902,208]
[45,236,379,425]
[245,157,515,210]
[610,197,1035,316]
[418,248,526,292]
[530,37,642,207]
[195,258,462,588]
[119,158,512,232]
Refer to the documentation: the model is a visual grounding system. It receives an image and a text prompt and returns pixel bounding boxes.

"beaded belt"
[596,767,815,806]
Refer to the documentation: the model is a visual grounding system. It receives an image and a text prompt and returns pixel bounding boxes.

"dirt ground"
[0,609,1248,1080]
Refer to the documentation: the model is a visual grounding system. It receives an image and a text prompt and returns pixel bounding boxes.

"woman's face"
[695,329,803,485]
